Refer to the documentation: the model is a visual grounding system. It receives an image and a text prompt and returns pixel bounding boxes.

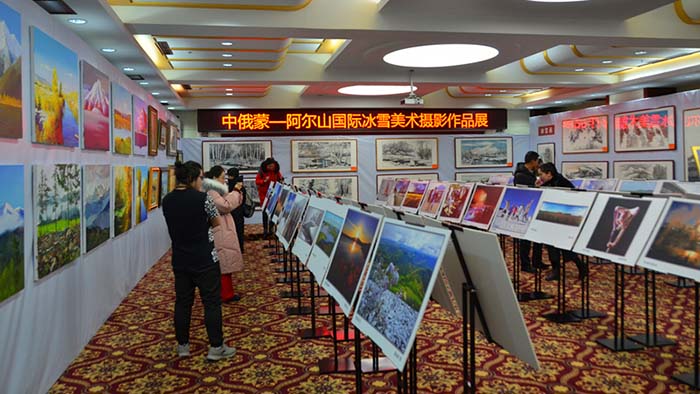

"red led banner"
[197,108,507,135]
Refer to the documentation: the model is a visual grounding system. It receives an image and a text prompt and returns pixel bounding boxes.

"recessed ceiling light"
[160,100,168,104]
[554,100,563,104]
[527,0,588,2]
[67,18,87,25]
[123,67,134,72]
[527,106,534,109]
[383,44,499,68]
[222,53,233,58]
[601,60,613,64]
[499,90,507,93]
[485,93,492,97]
[152,92,160,96]
[221,42,233,46]
[100,48,116,53]
[139,81,149,85]
[575,68,585,72]
[226,93,234,96]
[338,85,417,96]
[223,63,233,67]
[634,50,648,55]
[168,107,175,110]
[225,88,233,91]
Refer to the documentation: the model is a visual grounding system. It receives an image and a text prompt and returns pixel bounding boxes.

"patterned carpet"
[50,224,699,393]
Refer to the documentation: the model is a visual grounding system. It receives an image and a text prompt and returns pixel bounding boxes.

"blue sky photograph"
[540,201,587,217]
[0,2,21,40]
[499,188,542,217]
[0,165,23,208]
[32,28,78,90]
[380,222,444,260]
[618,180,656,193]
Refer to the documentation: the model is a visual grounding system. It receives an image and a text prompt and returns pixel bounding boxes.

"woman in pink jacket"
[203,165,244,302]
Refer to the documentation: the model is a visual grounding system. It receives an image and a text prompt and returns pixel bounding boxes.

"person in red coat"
[255,157,284,237]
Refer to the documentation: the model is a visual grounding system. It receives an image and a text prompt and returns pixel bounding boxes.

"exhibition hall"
[2,0,700,393]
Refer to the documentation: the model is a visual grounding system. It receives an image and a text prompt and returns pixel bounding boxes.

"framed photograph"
[562,115,608,154]
[455,137,513,168]
[613,160,674,181]
[614,106,675,152]
[455,172,509,184]
[376,173,439,193]
[537,143,555,164]
[291,139,358,173]
[524,188,596,250]
[147,167,160,210]
[489,187,544,238]
[561,161,608,179]
[166,122,178,157]
[292,175,359,201]
[202,140,272,174]
[132,96,148,156]
[461,184,504,229]
[376,138,438,171]
[158,119,167,148]
[684,108,700,181]
[147,106,158,156]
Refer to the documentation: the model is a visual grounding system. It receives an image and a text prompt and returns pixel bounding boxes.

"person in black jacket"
[513,151,546,273]
[538,162,588,281]
[227,168,246,253]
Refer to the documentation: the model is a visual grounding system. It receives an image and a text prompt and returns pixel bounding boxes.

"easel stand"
[286,254,312,316]
[298,278,332,339]
[318,300,360,374]
[623,266,645,276]
[462,283,477,394]
[511,238,552,302]
[395,342,417,394]
[673,282,700,389]
[543,259,581,323]
[570,255,606,319]
[279,250,301,297]
[596,264,643,352]
[666,275,695,289]
[628,269,675,348]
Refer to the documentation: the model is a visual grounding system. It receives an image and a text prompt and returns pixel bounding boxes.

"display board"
[271,186,291,224]
[265,182,283,217]
[616,180,658,194]
[306,200,348,283]
[387,178,411,207]
[580,179,619,191]
[462,184,505,230]
[291,196,326,264]
[574,194,667,266]
[437,182,474,223]
[201,140,272,174]
[524,188,596,250]
[489,187,543,238]
[275,191,297,244]
[280,193,310,250]
[322,208,383,317]
[0,165,24,303]
[417,181,448,218]
[399,180,429,214]
[351,219,450,372]
[376,178,396,202]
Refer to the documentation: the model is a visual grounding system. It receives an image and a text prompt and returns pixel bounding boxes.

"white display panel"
[489,187,543,238]
[279,193,309,250]
[639,197,700,280]
[461,184,505,230]
[264,182,283,217]
[291,196,326,264]
[351,219,450,372]
[417,181,449,218]
[574,194,667,266]
[322,208,383,317]
[524,188,596,250]
[306,199,348,283]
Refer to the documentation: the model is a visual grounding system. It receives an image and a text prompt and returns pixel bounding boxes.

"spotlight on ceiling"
[139,81,149,85]
[222,53,233,58]
[601,60,613,64]
[634,50,648,55]
[221,42,233,46]
[67,18,87,25]
[123,67,135,72]
[100,48,116,53]
[152,92,160,96]
[574,68,585,72]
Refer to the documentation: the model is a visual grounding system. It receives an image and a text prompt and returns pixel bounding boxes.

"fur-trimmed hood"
[202,178,228,196]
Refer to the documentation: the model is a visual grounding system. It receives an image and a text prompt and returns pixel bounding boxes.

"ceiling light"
[383,44,499,68]
[222,53,233,58]
[100,48,116,53]
[554,100,563,104]
[338,85,417,96]
[485,93,492,97]
[168,107,175,110]
[225,88,233,91]
[152,92,160,96]
[123,67,135,72]
[221,42,233,46]
[160,101,168,104]
[223,63,233,67]
[634,50,648,55]
[527,0,588,2]
[499,90,507,93]
[139,81,149,85]
[527,107,534,109]
[575,68,585,72]
[226,93,234,96]
[67,18,87,25]
[601,60,613,64]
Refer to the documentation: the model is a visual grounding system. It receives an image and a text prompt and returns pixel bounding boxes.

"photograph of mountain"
[314,210,343,258]
[265,183,283,217]
[81,61,110,151]
[297,206,324,246]
[0,3,21,139]
[34,164,81,279]
[275,192,297,241]
[535,202,588,227]
[148,167,160,210]
[562,116,608,154]
[292,176,359,201]
[614,107,675,152]
[272,188,290,221]
[0,165,23,302]
[323,209,381,315]
[438,183,474,223]
[83,165,110,252]
[132,96,148,156]
[490,188,543,236]
[134,166,148,225]
[307,205,347,281]
[462,184,504,229]
[455,137,512,168]
[112,83,131,155]
[32,27,79,147]
[614,160,674,181]
[147,106,158,156]
[281,194,309,247]
[646,200,700,271]
[113,166,132,236]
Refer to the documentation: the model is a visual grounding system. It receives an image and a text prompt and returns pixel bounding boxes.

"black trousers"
[262,211,270,236]
[547,246,583,272]
[174,265,223,347]
[519,239,542,269]
[233,213,245,253]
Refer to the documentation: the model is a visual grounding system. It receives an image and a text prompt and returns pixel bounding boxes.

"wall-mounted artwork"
[0,3,21,139]
[132,96,148,156]
[455,137,513,168]
[147,106,158,156]
[684,108,700,181]
[291,139,358,173]
[438,182,474,223]
[159,167,168,204]
[81,61,110,151]
[537,142,555,164]
[167,166,176,192]
[614,106,675,152]
[134,166,149,225]
[352,219,450,371]
[561,161,608,179]
[31,28,79,147]
[292,176,359,201]
[33,164,81,279]
[0,165,24,302]
[113,166,132,237]
[83,165,111,253]
[461,184,504,230]
[561,115,608,154]
[158,119,167,148]
[455,172,509,184]
[148,167,160,210]
[376,138,438,171]
[202,140,272,173]
[490,187,543,237]
[166,122,178,157]
[613,160,674,180]
[112,83,132,155]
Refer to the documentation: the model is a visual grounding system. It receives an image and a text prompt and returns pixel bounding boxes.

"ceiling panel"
[168,49,284,61]
[154,36,292,51]
[169,60,281,70]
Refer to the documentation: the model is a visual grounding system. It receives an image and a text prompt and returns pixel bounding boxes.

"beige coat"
[203,178,244,274]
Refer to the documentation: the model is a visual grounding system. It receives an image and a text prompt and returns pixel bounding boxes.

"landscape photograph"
[456,137,512,168]
[376,138,438,170]
[0,2,22,139]
[314,211,344,258]
[535,201,587,227]
[273,188,290,219]
[81,62,110,151]
[561,162,607,179]
[438,183,473,222]
[324,209,381,306]
[203,141,272,173]
[462,185,504,228]
[113,166,132,236]
[32,27,79,147]
[34,164,81,279]
[148,168,160,210]
[562,116,608,153]
[354,221,446,354]
[132,96,148,156]
[587,197,650,256]
[275,192,297,240]
[265,183,283,217]
[581,179,619,191]
[292,176,358,201]
[646,200,700,269]
[490,188,543,236]
[292,139,357,172]
[297,206,324,245]
[456,172,507,184]
[617,180,657,194]
[418,181,448,217]
[0,165,23,302]
[134,166,148,225]
[83,165,111,253]
[112,83,132,155]
[160,168,168,204]
[400,181,429,211]
[281,194,308,245]
[537,143,555,164]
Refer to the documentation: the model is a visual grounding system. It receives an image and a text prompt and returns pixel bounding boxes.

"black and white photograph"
[613,160,675,181]
[292,176,359,201]
[561,161,608,179]
[202,140,272,174]
[455,137,513,168]
[614,106,675,152]
[684,108,700,181]
[291,139,358,173]
[537,143,555,164]
[561,115,608,154]
[243,179,260,208]
[376,138,438,171]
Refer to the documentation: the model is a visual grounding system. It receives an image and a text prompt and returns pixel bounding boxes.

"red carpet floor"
[50,225,698,393]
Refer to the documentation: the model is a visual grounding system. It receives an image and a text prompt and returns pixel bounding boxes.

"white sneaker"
[206,344,236,361]
[177,343,190,357]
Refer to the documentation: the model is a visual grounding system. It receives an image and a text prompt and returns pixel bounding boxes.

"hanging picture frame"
[376,138,438,171]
